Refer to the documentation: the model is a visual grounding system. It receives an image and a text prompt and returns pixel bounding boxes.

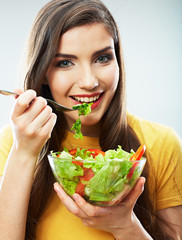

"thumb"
[123,177,145,209]
[13,88,24,99]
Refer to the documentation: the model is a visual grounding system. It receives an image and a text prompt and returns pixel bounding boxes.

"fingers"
[22,97,48,125]
[11,90,55,131]
[72,193,107,217]
[23,97,57,140]
[40,112,57,139]
[10,89,57,154]
[54,178,145,220]
[12,90,37,117]
[123,177,145,209]
[53,177,146,235]
[41,107,57,130]
[54,183,83,216]
[53,180,146,234]
[13,88,24,97]
[72,177,145,218]
[54,182,108,219]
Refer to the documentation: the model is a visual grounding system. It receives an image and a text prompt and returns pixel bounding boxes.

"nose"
[78,65,99,90]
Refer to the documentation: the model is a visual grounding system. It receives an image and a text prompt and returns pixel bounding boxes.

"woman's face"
[47,23,119,136]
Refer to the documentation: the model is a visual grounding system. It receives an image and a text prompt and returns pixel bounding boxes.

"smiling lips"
[71,92,102,103]
[71,92,103,109]
[73,95,99,103]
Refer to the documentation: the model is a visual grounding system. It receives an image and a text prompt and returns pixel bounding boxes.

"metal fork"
[0,90,75,112]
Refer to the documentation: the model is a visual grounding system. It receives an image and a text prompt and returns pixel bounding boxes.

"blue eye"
[56,60,73,68]
[95,55,112,63]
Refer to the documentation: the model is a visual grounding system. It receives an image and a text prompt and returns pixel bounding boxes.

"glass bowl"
[48,154,146,206]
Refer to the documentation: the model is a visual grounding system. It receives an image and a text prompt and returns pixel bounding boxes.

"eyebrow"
[55,53,78,59]
[92,46,114,57]
[55,46,114,59]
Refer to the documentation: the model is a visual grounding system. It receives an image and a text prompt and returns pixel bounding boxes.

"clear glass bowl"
[48,155,146,206]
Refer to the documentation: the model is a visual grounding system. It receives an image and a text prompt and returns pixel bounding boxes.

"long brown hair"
[23,0,175,239]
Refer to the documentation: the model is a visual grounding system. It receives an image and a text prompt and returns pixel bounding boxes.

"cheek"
[104,63,119,91]
[47,70,72,98]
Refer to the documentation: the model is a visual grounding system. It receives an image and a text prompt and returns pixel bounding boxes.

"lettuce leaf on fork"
[72,102,92,116]
[71,103,93,139]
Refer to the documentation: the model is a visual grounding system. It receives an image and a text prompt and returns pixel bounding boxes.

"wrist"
[11,142,40,160]
[8,144,39,168]
[113,212,153,240]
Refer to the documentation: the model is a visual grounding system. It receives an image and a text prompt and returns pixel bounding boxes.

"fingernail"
[54,182,60,193]
[142,177,146,185]
[141,177,146,191]
[72,194,79,202]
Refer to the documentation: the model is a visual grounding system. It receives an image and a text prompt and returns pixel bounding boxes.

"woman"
[0,0,181,239]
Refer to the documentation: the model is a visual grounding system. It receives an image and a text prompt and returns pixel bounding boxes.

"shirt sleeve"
[156,128,182,210]
[0,125,13,176]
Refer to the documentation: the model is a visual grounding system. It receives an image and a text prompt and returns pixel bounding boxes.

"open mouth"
[71,92,103,104]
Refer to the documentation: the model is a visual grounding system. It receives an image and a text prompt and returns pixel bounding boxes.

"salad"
[48,145,146,206]
[71,102,93,139]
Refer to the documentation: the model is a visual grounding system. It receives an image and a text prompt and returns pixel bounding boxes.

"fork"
[0,90,75,112]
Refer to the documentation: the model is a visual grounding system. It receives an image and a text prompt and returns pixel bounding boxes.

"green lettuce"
[51,146,138,202]
[52,151,83,195]
[71,103,93,139]
[72,102,92,116]
[84,159,132,201]
[71,119,82,139]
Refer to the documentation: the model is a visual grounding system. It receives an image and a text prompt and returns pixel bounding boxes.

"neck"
[79,123,100,137]
[66,121,100,137]
[64,114,101,137]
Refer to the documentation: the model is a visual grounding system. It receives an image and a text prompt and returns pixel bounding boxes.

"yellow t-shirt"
[0,113,182,240]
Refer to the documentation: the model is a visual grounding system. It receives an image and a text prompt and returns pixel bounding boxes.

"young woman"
[0,0,181,239]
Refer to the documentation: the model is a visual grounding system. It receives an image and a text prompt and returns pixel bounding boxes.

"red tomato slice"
[75,168,95,196]
[72,161,83,166]
[69,149,77,156]
[75,182,85,196]
[86,149,105,158]
[82,168,95,181]
[69,148,103,196]
[69,148,105,159]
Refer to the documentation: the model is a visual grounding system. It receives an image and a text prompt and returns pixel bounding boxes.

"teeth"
[74,95,99,103]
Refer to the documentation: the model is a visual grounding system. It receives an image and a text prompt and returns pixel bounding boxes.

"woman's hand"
[10,89,57,158]
[54,177,152,240]
[0,89,57,240]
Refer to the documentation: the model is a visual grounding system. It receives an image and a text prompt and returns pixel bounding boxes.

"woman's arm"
[0,147,39,240]
[0,90,56,240]
[157,206,182,240]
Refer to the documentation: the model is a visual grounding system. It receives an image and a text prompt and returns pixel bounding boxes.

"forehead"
[57,23,114,53]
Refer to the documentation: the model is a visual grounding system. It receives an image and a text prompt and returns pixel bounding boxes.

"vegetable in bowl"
[48,145,146,206]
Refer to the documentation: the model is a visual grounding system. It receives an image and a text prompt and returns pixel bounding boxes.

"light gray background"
[0,0,182,138]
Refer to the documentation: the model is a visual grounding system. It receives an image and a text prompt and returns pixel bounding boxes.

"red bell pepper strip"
[130,144,146,161]
[127,162,138,179]
[127,144,146,179]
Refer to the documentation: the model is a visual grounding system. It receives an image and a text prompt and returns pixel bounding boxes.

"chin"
[80,114,102,126]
